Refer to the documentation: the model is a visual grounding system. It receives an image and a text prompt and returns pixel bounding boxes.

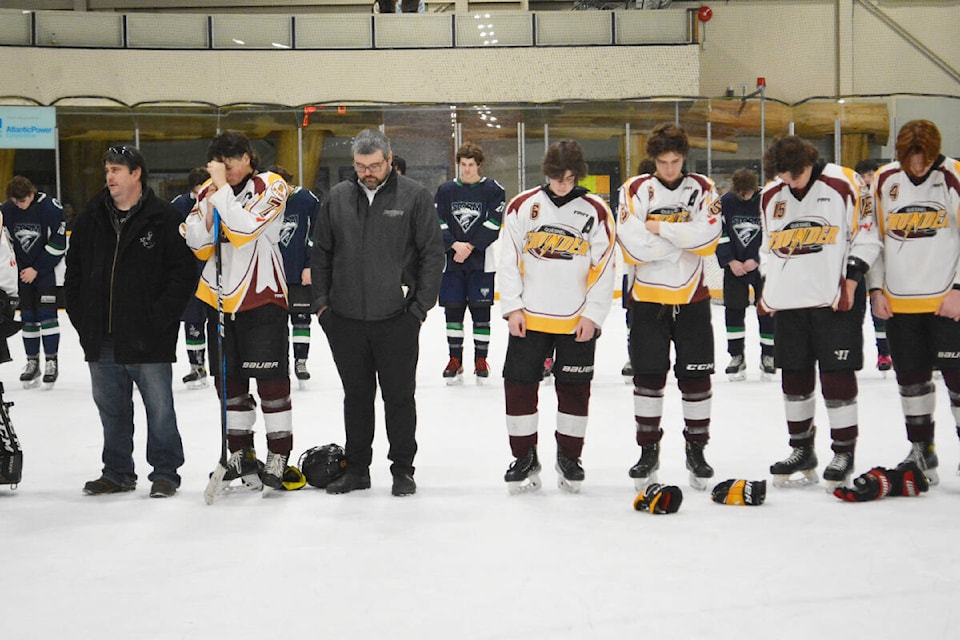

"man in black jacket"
[312,129,444,497]
[65,145,197,498]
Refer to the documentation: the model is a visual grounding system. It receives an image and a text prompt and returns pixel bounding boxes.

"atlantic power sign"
[0,107,56,149]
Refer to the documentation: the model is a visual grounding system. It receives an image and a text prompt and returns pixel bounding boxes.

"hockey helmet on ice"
[298,444,347,488]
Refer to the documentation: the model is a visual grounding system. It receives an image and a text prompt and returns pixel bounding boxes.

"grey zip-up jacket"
[311,170,444,322]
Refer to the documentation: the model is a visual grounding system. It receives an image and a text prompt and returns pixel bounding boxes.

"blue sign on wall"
[0,107,56,149]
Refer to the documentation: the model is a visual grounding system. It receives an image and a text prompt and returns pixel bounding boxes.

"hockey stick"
[203,207,230,504]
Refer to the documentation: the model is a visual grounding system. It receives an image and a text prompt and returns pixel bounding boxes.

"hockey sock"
[444,306,467,360]
[679,377,711,444]
[634,373,665,447]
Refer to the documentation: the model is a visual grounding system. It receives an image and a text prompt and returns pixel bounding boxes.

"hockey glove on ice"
[711,479,766,506]
[833,463,929,502]
[633,483,683,514]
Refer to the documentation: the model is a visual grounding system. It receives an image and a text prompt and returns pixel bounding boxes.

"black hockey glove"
[711,479,766,506]
[633,483,683,514]
[833,467,892,502]
[887,461,929,497]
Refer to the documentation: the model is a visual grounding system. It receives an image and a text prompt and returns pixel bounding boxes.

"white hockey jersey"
[759,161,880,311]
[0,220,18,298]
[866,156,960,313]
[182,171,288,314]
[617,173,720,305]
[499,186,615,334]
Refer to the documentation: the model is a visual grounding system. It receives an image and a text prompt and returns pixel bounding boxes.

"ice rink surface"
[3,304,959,639]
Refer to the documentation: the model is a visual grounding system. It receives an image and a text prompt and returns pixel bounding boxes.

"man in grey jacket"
[312,129,444,496]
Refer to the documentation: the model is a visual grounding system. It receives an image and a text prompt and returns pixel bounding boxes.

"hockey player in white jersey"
[867,120,960,486]
[617,123,721,491]
[499,140,615,494]
[760,136,881,489]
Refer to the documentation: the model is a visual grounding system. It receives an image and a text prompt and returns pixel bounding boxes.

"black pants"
[321,310,421,476]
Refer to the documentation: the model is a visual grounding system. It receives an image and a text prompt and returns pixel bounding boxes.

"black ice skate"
[760,354,777,381]
[725,354,746,382]
[474,357,490,385]
[770,443,818,487]
[42,358,58,388]
[505,447,542,494]
[685,441,714,491]
[628,443,660,490]
[182,364,208,390]
[261,451,289,495]
[294,359,311,390]
[822,451,854,490]
[555,451,585,494]
[20,357,40,389]
[621,360,634,384]
[443,357,464,386]
[877,354,892,376]
[218,447,263,493]
[899,441,939,486]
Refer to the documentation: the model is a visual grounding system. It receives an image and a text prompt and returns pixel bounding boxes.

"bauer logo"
[242,361,280,369]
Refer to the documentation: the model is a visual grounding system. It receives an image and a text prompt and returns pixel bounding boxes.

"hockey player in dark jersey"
[1,176,66,388]
[171,167,210,389]
[268,165,321,387]
[760,136,881,490]
[716,168,776,381]
[436,143,505,384]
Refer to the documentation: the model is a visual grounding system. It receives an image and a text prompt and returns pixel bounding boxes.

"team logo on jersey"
[773,201,787,220]
[12,224,41,254]
[618,203,630,224]
[523,224,587,261]
[767,218,839,256]
[139,231,155,249]
[530,203,540,220]
[647,185,655,201]
[452,201,482,233]
[733,220,761,248]
[885,203,947,239]
[889,184,899,202]
[648,206,690,223]
[279,214,299,247]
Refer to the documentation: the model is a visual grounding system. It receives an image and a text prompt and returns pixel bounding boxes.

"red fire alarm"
[697,6,712,22]
[757,77,767,87]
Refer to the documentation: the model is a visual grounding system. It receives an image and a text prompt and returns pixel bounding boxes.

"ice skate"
[474,357,490,385]
[899,441,939,486]
[20,357,40,389]
[555,451,585,494]
[770,444,818,487]
[760,354,777,381]
[628,443,660,490]
[877,354,892,377]
[42,358,58,388]
[685,441,714,491]
[725,354,746,382]
[294,359,310,390]
[443,357,464,386]
[261,451,289,495]
[182,364,208,390]
[822,451,854,490]
[541,357,554,385]
[505,447,542,494]
[621,359,634,384]
[222,447,263,492]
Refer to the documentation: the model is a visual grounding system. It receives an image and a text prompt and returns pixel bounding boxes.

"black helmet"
[298,444,347,488]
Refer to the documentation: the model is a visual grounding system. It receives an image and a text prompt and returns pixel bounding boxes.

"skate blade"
[771,469,819,488]
[42,381,57,390]
[444,375,464,387]
[541,378,554,386]
[557,477,582,493]
[823,476,851,492]
[297,380,309,391]
[760,372,776,382]
[688,472,711,491]
[21,378,40,390]
[475,376,488,386]
[186,379,209,390]
[924,468,940,486]
[727,371,746,382]
[632,471,659,492]
[261,485,282,498]
[507,473,542,495]
[623,375,634,385]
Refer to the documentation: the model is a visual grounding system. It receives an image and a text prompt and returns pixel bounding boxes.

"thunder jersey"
[759,160,880,311]
[617,172,720,305]
[182,171,288,314]
[866,155,960,313]
[499,185,615,334]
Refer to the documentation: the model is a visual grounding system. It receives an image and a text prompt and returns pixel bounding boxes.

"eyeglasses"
[108,145,135,156]
[354,161,386,174]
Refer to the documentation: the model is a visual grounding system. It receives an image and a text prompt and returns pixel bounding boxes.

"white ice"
[3,304,959,640]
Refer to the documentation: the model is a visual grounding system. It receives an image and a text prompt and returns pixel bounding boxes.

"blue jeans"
[88,340,184,486]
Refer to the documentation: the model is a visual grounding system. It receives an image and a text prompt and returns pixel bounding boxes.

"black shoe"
[83,476,135,495]
[325,470,372,494]
[149,478,178,498]
[391,472,416,496]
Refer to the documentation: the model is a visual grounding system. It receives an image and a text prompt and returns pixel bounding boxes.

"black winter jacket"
[65,187,197,363]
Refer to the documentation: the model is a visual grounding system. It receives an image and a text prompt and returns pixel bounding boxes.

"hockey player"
[499,140,615,494]
[183,131,293,491]
[436,142,505,384]
[867,120,960,486]
[1,176,66,388]
[171,167,210,389]
[853,158,892,373]
[617,123,721,491]
[268,165,321,386]
[760,136,881,489]
[716,168,775,381]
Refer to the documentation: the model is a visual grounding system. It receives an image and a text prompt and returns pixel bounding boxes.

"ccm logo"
[685,363,714,371]
[242,361,280,369]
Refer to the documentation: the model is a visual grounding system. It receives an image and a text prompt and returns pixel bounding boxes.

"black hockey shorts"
[503,329,597,385]
[439,269,495,307]
[206,303,289,380]
[774,306,863,372]
[886,312,960,372]
[629,298,715,378]
[17,283,58,316]
[722,269,763,309]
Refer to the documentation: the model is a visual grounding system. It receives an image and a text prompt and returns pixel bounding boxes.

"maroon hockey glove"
[711,479,766,506]
[833,467,892,502]
[634,483,683,514]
